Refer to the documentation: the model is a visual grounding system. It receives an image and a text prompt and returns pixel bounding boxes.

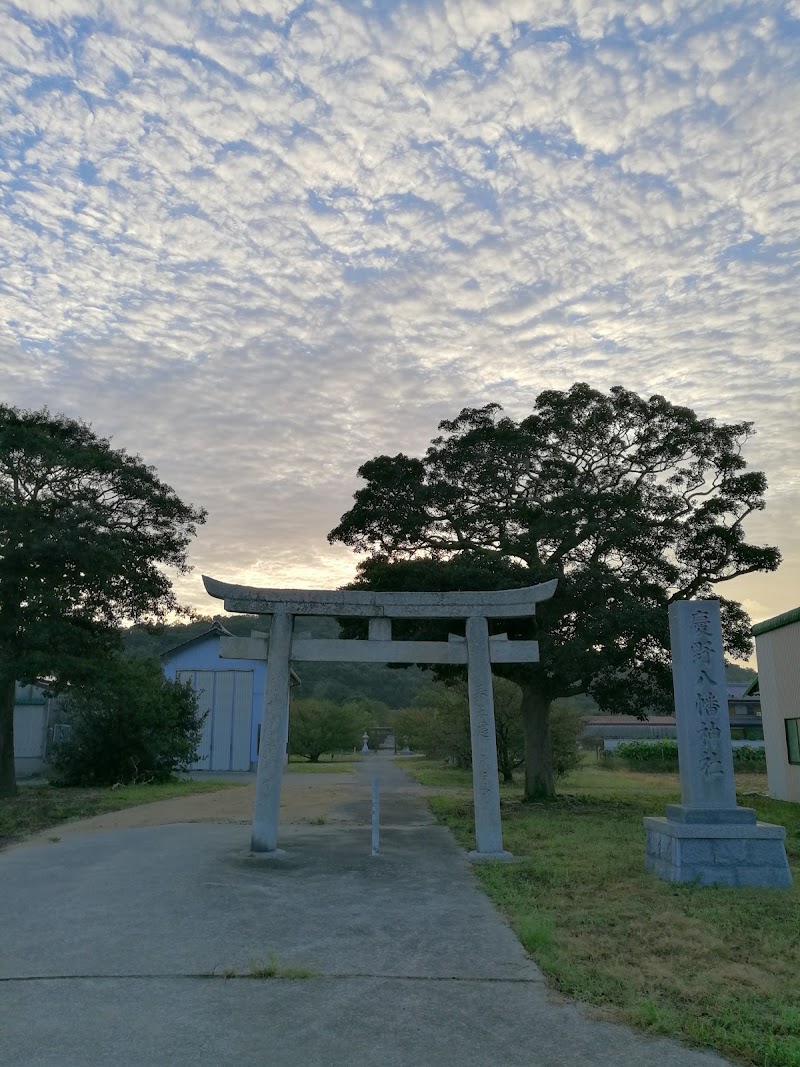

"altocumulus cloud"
[1,0,798,626]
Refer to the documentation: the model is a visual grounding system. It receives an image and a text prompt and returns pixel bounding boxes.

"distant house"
[583,715,678,748]
[160,621,299,772]
[753,606,800,802]
[584,681,763,749]
[724,682,763,738]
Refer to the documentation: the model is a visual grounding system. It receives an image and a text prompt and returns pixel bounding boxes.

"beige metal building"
[754,606,800,802]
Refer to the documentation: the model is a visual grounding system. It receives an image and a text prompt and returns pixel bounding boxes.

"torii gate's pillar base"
[241,848,288,862]
[467,850,515,864]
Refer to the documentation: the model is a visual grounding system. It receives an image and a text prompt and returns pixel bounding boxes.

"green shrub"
[288,698,361,762]
[49,655,204,786]
[407,682,473,769]
[613,739,766,774]
[731,745,767,772]
[549,700,586,780]
[401,683,582,783]
[406,679,524,778]
[389,706,432,752]
[614,739,679,772]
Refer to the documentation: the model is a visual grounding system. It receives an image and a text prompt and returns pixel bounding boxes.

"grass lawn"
[402,757,800,1067]
[286,754,361,774]
[285,761,358,774]
[0,778,241,851]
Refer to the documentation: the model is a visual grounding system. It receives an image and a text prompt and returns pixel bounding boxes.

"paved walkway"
[1,754,731,1067]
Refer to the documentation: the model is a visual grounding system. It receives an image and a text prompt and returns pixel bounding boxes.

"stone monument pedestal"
[644,808,791,888]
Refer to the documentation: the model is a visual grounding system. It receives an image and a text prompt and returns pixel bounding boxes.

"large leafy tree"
[0,405,206,796]
[288,698,361,762]
[329,383,780,800]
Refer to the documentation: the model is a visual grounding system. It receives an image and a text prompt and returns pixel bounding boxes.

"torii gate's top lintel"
[202,575,557,619]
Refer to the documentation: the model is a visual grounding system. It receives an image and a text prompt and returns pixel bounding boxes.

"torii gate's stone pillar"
[251,611,293,853]
[465,616,512,861]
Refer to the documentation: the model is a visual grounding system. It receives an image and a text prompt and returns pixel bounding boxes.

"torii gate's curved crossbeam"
[202,575,558,618]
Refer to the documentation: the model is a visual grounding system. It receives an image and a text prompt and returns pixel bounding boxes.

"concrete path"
[1,754,731,1067]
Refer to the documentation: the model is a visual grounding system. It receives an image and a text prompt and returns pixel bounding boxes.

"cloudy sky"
[2,0,798,643]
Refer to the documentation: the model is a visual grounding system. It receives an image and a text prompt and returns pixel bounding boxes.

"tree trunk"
[521,679,554,800]
[496,727,512,782]
[0,672,17,797]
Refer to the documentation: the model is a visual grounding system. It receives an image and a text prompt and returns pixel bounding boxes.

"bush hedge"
[49,655,204,786]
[393,681,583,783]
[611,739,766,773]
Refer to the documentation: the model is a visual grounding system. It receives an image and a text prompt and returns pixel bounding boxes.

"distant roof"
[726,683,753,699]
[744,675,759,696]
[753,606,800,638]
[160,620,234,659]
[159,621,301,685]
[586,716,677,726]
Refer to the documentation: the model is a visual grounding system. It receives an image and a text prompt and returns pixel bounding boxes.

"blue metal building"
[160,621,267,771]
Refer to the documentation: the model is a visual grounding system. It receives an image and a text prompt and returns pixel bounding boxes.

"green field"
[403,757,800,1067]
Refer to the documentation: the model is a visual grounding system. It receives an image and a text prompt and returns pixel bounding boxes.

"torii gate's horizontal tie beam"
[219,634,540,665]
[203,575,558,619]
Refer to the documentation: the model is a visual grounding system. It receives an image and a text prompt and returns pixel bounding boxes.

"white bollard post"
[465,615,512,861]
[371,776,380,856]
[251,612,293,853]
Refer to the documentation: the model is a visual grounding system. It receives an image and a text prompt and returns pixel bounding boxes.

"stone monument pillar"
[644,600,791,888]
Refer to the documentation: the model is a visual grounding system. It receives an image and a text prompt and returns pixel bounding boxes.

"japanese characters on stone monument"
[203,575,557,862]
[644,599,791,889]
[671,600,737,814]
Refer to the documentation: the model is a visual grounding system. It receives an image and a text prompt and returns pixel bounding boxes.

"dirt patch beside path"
[19,773,359,848]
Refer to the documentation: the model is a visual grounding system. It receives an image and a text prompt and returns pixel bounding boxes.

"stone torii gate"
[203,575,557,861]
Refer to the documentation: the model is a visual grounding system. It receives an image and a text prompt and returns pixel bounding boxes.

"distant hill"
[123,615,432,710]
[122,613,339,658]
[725,661,757,683]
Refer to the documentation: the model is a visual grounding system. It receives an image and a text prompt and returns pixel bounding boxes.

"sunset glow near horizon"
[2,2,798,655]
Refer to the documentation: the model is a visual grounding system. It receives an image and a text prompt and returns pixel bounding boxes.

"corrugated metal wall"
[232,672,253,770]
[14,703,48,776]
[177,669,254,771]
[14,705,48,758]
[757,621,800,802]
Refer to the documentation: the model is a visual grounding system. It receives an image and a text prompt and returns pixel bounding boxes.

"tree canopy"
[329,383,780,799]
[288,698,361,762]
[0,405,206,795]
